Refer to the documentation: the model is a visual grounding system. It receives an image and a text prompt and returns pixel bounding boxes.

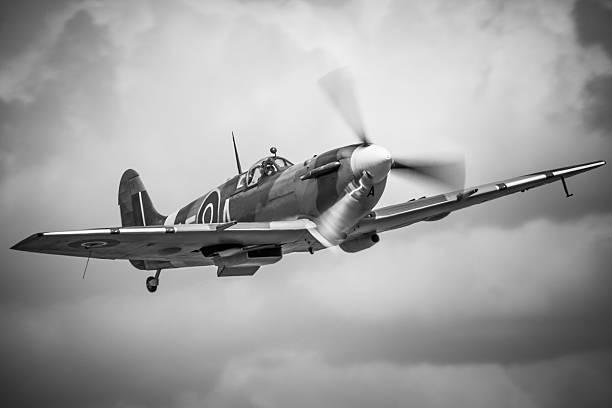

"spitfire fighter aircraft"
[12,71,606,292]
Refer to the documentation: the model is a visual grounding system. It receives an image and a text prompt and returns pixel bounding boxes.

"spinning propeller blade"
[319,68,370,145]
[391,157,465,189]
[319,68,465,189]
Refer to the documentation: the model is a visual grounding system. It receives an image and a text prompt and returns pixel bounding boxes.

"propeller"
[318,68,370,145]
[318,68,465,189]
[391,157,465,190]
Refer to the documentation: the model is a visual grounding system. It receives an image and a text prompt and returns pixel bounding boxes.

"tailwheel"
[145,269,161,293]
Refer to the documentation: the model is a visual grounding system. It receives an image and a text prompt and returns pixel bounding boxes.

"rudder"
[118,169,166,227]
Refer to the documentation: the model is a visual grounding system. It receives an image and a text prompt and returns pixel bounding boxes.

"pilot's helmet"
[263,159,276,175]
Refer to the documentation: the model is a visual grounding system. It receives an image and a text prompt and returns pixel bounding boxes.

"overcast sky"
[1,0,612,407]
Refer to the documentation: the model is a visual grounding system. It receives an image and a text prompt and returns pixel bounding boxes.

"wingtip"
[590,160,606,169]
[584,160,605,167]
[11,240,26,251]
[10,233,44,252]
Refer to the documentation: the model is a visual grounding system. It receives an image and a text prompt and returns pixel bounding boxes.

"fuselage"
[163,143,391,249]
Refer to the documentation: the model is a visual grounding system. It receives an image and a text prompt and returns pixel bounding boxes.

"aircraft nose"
[350,144,392,182]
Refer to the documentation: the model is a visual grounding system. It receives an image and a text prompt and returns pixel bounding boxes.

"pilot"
[263,158,276,176]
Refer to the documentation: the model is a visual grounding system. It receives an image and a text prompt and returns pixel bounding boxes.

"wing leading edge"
[350,160,606,236]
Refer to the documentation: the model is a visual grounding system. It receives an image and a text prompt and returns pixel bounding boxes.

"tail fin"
[118,169,166,227]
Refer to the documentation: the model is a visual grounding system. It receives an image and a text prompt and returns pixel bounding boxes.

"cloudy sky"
[1,0,612,407]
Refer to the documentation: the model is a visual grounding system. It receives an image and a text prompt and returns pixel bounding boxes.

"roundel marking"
[202,202,215,223]
[197,189,220,224]
[68,239,120,249]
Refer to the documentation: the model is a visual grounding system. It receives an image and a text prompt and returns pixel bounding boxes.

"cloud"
[2,215,612,407]
[197,349,612,408]
[365,0,612,223]
[574,0,612,132]
[509,351,612,408]
[0,8,121,179]
[203,351,536,408]
[2,0,612,407]
[574,0,612,57]
[1,0,610,221]
[0,0,74,63]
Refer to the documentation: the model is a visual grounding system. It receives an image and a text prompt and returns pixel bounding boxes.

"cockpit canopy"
[236,156,294,189]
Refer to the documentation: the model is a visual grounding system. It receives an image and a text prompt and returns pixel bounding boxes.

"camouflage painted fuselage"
[165,144,386,249]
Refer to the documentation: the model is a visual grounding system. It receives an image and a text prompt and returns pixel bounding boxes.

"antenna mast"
[231,131,243,175]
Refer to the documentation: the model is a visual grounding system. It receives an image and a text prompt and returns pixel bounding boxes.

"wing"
[350,160,606,236]
[12,220,319,269]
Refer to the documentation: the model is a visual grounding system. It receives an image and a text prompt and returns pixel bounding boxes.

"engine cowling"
[339,233,380,253]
